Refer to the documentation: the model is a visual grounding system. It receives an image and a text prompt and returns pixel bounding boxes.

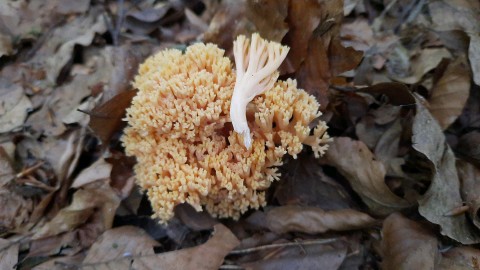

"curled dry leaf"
[428,56,471,130]
[412,94,480,244]
[381,213,438,270]
[429,0,480,86]
[325,137,411,215]
[82,224,239,270]
[457,160,480,230]
[266,205,376,235]
[0,239,19,270]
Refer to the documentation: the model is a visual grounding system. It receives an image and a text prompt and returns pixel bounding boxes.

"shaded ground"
[1,0,480,269]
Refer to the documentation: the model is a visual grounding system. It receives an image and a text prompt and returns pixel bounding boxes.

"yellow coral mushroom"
[122,34,330,223]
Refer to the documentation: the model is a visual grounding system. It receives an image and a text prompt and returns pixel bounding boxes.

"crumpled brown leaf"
[412,94,480,244]
[71,158,112,188]
[428,56,471,130]
[266,205,376,234]
[325,137,411,215]
[381,213,438,270]
[82,224,239,270]
[457,131,480,167]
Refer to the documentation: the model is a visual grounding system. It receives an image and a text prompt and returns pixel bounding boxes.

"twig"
[228,238,339,255]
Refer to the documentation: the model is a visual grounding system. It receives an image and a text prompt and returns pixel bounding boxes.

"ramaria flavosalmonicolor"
[122,34,331,223]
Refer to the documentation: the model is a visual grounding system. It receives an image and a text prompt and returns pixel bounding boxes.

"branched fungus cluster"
[122,34,330,223]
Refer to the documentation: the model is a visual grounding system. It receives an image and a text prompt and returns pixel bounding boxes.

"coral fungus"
[122,34,330,223]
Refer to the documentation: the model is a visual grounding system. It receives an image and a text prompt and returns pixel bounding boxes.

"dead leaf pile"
[0,0,480,269]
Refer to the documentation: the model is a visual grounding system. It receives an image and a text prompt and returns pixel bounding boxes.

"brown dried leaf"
[0,239,19,270]
[83,226,160,265]
[392,48,452,84]
[71,158,112,188]
[457,131,480,167]
[325,137,411,215]
[412,94,480,244]
[429,0,480,86]
[0,81,32,133]
[439,246,480,270]
[88,90,137,146]
[266,205,376,234]
[204,0,289,51]
[0,146,14,188]
[241,242,347,270]
[428,57,471,130]
[457,160,480,230]
[0,188,33,231]
[82,224,239,270]
[469,34,480,86]
[56,0,90,14]
[381,213,438,270]
[33,180,120,240]
[274,155,354,210]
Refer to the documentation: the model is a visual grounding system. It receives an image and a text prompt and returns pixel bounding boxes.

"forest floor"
[1,0,480,269]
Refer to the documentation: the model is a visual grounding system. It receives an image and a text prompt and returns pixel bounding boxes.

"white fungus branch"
[230,33,289,148]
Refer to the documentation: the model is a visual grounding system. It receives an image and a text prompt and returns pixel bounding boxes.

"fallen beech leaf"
[241,242,347,270]
[0,239,19,270]
[0,82,32,133]
[33,180,120,239]
[0,33,13,57]
[88,90,137,146]
[204,0,289,50]
[439,246,480,270]
[82,224,239,270]
[412,94,480,244]
[428,57,471,129]
[381,213,438,270]
[358,82,415,106]
[0,147,14,188]
[174,204,218,231]
[392,48,451,84]
[125,4,172,34]
[0,188,33,231]
[457,160,480,229]
[274,155,354,210]
[83,226,160,266]
[56,0,90,14]
[266,205,376,234]
[71,158,112,188]
[31,254,84,270]
[429,0,480,86]
[457,131,480,167]
[325,137,411,215]
[469,34,480,86]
